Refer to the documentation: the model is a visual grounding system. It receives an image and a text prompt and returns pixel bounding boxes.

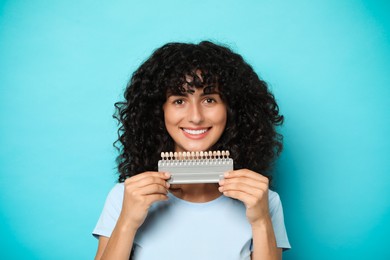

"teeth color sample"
[160,150,230,160]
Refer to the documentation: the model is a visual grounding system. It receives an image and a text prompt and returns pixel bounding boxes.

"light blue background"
[1,0,389,259]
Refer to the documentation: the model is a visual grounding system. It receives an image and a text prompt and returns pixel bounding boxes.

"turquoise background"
[1,0,389,259]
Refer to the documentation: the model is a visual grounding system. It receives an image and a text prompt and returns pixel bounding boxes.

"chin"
[182,144,215,152]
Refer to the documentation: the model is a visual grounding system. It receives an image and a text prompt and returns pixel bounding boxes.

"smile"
[181,128,210,135]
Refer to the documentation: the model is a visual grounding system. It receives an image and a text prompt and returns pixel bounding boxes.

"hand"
[218,169,270,227]
[120,171,171,230]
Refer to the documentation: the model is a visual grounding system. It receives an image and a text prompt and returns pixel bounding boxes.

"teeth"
[183,128,208,135]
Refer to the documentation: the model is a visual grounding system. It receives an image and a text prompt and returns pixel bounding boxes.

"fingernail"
[164,172,171,177]
[219,179,225,185]
[166,182,170,188]
[224,171,230,177]
[218,186,223,192]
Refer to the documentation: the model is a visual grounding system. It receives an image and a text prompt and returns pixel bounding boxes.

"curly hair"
[114,41,284,183]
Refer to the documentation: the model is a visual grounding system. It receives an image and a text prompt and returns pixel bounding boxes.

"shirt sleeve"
[92,183,124,239]
[268,190,291,250]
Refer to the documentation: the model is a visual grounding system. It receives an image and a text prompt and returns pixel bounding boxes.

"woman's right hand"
[95,172,171,260]
[119,171,171,231]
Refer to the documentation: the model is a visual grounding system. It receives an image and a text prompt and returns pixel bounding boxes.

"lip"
[181,127,211,140]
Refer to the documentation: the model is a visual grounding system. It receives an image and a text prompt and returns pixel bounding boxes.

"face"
[163,87,227,153]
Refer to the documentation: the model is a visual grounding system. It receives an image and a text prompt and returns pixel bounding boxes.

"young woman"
[93,41,290,259]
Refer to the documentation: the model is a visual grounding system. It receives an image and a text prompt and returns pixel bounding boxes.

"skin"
[95,87,282,259]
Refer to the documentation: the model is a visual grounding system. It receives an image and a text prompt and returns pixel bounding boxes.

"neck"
[169,183,221,202]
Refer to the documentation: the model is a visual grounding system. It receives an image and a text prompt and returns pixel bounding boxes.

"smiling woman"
[93,41,290,259]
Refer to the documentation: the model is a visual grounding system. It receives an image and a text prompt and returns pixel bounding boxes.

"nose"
[188,103,204,124]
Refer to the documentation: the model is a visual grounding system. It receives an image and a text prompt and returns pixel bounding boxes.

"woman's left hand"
[219,169,270,227]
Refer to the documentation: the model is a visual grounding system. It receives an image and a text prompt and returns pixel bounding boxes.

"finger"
[221,190,258,207]
[126,173,171,188]
[130,175,171,189]
[219,177,268,191]
[126,171,171,183]
[145,194,170,205]
[224,169,265,181]
[224,169,269,184]
[219,182,267,198]
[132,183,169,196]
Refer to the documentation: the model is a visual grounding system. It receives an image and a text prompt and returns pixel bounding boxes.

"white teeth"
[183,128,208,135]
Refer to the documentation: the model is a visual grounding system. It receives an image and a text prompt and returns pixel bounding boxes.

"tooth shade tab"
[159,150,231,160]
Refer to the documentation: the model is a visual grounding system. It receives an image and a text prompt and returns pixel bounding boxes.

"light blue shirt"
[93,183,290,259]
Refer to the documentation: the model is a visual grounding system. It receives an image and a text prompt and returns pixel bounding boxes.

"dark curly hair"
[114,41,283,183]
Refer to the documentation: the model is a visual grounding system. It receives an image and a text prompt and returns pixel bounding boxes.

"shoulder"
[109,182,124,195]
[267,189,291,249]
[268,190,280,203]
[268,189,283,215]
[104,183,125,208]
[92,183,125,238]
[268,189,280,202]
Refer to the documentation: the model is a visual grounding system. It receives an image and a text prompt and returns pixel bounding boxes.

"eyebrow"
[166,89,221,97]
[201,91,220,96]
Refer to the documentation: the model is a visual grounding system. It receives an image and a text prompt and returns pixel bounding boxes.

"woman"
[93,41,290,259]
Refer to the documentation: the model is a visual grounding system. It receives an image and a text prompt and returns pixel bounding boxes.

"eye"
[173,99,185,105]
[204,97,216,104]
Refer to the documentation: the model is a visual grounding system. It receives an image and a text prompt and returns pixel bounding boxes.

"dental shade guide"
[158,150,233,184]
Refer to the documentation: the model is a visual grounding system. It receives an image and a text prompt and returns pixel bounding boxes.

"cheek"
[163,108,181,126]
[214,107,227,126]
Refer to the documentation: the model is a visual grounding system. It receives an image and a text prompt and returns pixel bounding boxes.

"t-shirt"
[93,183,291,259]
